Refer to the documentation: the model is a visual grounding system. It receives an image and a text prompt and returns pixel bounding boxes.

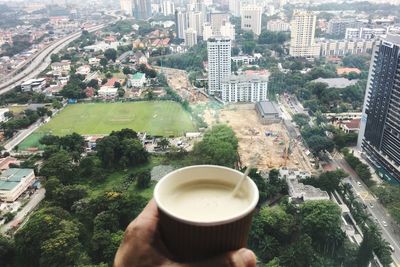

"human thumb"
[174,248,257,267]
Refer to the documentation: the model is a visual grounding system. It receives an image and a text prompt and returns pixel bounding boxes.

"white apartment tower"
[120,0,133,16]
[221,75,269,103]
[207,37,232,96]
[221,21,236,40]
[241,5,262,36]
[185,28,198,47]
[162,1,175,16]
[175,9,188,39]
[289,10,320,57]
[188,11,203,37]
[229,0,241,17]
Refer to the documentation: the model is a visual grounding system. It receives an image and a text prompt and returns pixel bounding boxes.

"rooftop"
[223,74,269,83]
[312,77,359,89]
[256,101,280,115]
[130,72,145,80]
[0,168,34,191]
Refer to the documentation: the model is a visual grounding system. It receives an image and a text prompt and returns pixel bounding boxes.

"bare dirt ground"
[204,104,314,172]
[154,66,208,103]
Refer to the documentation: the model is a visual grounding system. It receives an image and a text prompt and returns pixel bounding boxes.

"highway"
[332,153,400,265]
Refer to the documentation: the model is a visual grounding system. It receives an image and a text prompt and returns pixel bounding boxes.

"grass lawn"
[39,101,196,137]
[18,132,46,150]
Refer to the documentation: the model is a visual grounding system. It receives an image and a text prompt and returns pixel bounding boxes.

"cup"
[154,165,259,262]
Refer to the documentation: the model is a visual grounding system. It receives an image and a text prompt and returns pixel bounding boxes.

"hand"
[114,199,257,267]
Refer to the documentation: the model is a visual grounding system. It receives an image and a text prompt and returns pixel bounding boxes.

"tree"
[100,58,108,68]
[51,54,60,63]
[302,170,347,193]
[0,235,14,267]
[40,150,74,183]
[87,79,99,89]
[104,48,117,62]
[122,67,132,75]
[117,88,125,98]
[145,90,155,100]
[158,138,169,151]
[136,169,151,189]
[292,113,310,129]
[306,135,335,155]
[242,41,256,55]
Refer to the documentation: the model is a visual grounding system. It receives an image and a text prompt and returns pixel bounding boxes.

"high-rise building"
[221,74,268,103]
[120,0,133,16]
[188,11,203,37]
[289,10,320,58]
[220,21,236,40]
[327,18,362,37]
[207,37,232,96]
[162,0,175,16]
[358,34,400,183]
[203,23,213,40]
[185,28,198,47]
[133,0,152,20]
[229,0,241,17]
[267,20,290,32]
[175,9,188,39]
[241,5,262,36]
[209,13,230,36]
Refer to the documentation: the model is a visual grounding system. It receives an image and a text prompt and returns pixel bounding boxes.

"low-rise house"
[128,72,146,88]
[340,118,361,134]
[0,157,20,171]
[21,78,46,92]
[98,86,118,99]
[336,67,361,76]
[256,101,282,124]
[0,168,36,202]
[0,108,10,122]
[311,77,359,89]
[76,65,91,76]
[89,57,101,66]
[51,60,71,76]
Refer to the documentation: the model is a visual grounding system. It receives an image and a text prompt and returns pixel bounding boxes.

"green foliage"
[107,20,133,34]
[292,113,310,129]
[258,31,289,44]
[357,225,392,267]
[374,185,400,225]
[0,235,14,267]
[60,73,86,99]
[302,170,347,193]
[40,150,75,183]
[104,48,117,62]
[342,150,374,186]
[342,55,370,70]
[191,125,238,167]
[135,169,151,189]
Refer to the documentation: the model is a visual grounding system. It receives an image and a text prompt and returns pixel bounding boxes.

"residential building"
[98,86,118,99]
[185,28,198,47]
[231,55,257,64]
[21,78,46,92]
[327,18,362,36]
[128,72,146,87]
[241,5,262,36]
[203,23,213,40]
[120,0,133,16]
[229,0,241,17]
[76,65,91,76]
[175,9,188,39]
[289,10,320,58]
[221,74,268,103]
[345,28,361,40]
[220,21,236,40]
[267,20,290,32]
[51,60,71,76]
[319,39,375,57]
[209,13,230,36]
[188,11,203,37]
[0,168,35,202]
[345,27,387,40]
[89,57,100,65]
[162,0,175,16]
[340,119,361,134]
[0,108,9,123]
[256,100,282,124]
[358,34,400,183]
[134,0,152,20]
[207,37,232,96]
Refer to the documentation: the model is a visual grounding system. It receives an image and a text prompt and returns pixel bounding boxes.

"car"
[382,221,388,227]
[389,245,395,252]
[357,181,362,186]
[369,203,374,208]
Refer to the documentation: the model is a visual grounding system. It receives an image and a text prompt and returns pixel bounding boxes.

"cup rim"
[154,165,259,226]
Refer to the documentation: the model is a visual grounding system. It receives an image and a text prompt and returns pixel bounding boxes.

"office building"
[185,28,198,47]
[203,23,213,40]
[221,74,268,103]
[134,0,152,20]
[267,20,290,32]
[345,27,387,40]
[0,168,35,202]
[358,34,400,183]
[162,0,175,16]
[220,21,236,40]
[209,13,230,35]
[207,37,232,96]
[188,11,203,37]
[241,5,262,35]
[175,9,188,39]
[120,0,133,16]
[327,18,362,36]
[289,10,320,58]
[229,0,241,17]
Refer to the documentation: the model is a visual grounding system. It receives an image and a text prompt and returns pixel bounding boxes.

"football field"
[38,101,197,136]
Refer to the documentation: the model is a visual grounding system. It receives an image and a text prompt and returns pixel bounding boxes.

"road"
[4,121,43,152]
[332,153,400,265]
[1,188,45,234]
[0,23,107,95]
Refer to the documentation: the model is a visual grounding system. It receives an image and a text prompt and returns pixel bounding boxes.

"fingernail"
[238,249,256,267]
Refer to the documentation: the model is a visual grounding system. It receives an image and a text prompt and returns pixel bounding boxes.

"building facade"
[345,27,387,40]
[175,9,188,39]
[185,28,198,47]
[327,18,362,36]
[188,11,203,37]
[134,0,152,20]
[0,168,35,202]
[229,0,241,17]
[221,75,268,103]
[120,0,133,16]
[289,10,320,58]
[241,5,262,36]
[207,37,232,96]
[319,39,375,57]
[162,0,175,16]
[267,20,290,32]
[358,34,400,183]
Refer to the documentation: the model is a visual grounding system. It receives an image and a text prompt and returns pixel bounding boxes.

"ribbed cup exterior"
[159,209,255,262]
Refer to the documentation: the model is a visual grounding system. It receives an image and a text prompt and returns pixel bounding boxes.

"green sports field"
[21,102,196,149]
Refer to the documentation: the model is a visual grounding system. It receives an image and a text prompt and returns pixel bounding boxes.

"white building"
[289,10,320,58]
[203,23,213,41]
[128,72,146,87]
[188,11,203,37]
[221,75,269,103]
[51,60,71,76]
[0,108,9,123]
[185,28,198,47]
[162,0,175,16]
[0,169,36,202]
[21,78,46,92]
[345,27,387,40]
[98,86,118,99]
[209,13,230,36]
[175,8,188,39]
[267,20,290,32]
[229,0,241,17]
[207,37,232,96]
[345,28,360,40]
[120,0,133,16]
[318,39,375,57]
[76,65,91,76]
[241,5,262,36]
[89,57,100,66]
[220,21,236,40]
[231,55,257,65]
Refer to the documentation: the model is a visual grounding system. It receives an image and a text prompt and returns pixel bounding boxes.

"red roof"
[343,119,361,130]
[105,78,118,87]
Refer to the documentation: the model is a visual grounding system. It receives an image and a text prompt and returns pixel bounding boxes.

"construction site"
[154,66,208,103]
[204,104,315,173]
